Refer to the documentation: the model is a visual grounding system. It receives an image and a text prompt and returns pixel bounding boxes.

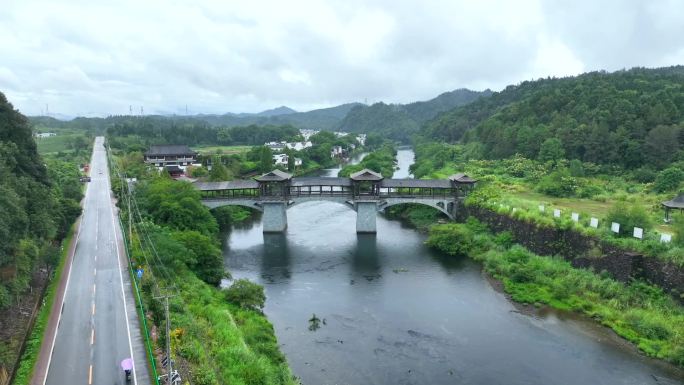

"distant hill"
[255,106,297,117]
[337,89,490,142]
[421,66,684,169]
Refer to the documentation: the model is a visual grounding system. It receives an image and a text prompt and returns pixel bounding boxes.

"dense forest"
[421,66,684,170]
[338,89,490,142]
[105,118,301,150]
[0,92,83,308]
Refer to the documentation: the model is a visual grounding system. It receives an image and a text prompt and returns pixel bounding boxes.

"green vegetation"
[193,145,252,156]
[338,89,489,142]
[422,66,684,171]
[12,226,75,385]
[427,219,684,366]
[0,92,86,381]
[339,144,397,178]
[110,146,294,384]
[408,141,684,264]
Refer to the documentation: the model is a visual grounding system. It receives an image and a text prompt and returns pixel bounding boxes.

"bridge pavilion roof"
[194,180,259,191]
[381,179,453,189]
[350,169,383,181]
[449,173,477,184]
[255,169,292,182]
[662,193,684,209]
[291,177,352,187]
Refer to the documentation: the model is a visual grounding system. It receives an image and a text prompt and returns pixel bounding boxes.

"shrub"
[224,279,266,311]
[632,167,657,183]
[536,168,578,197]
[673,217,684,247]
[606,201,653,237]
[653,167,684,193]
[425,224,475,256]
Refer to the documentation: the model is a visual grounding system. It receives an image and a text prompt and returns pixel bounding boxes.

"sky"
[1,0,683,117]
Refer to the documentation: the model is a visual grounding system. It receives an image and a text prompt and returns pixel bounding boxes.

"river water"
[223,148,683,385]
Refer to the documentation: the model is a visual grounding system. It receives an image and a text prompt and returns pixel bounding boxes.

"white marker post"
[633,227,643,239]
[539,205,545,212]
[660,234,672,243]
[590,217,599,228]
[553,209,561,218]
[611,222,620,233]
[571,212,579,222]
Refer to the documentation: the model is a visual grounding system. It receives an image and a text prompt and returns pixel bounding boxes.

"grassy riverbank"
[426,219,684,366]
[110,154,294,385]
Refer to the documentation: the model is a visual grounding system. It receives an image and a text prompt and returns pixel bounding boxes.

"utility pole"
[126,174,133,242]
[154,293,178,384]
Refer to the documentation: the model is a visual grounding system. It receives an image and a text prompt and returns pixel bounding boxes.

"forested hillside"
[338,89,489,142]
[0,92,82,308]
[422,66,684,170]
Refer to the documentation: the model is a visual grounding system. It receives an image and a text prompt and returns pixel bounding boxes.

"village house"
[34,132,57,138]
[265,141,286,152]
[144,145,199,172]
[285,141,313,151]
[273,153,289,166]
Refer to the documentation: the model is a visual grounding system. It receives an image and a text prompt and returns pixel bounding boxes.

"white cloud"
[0,0,681,116]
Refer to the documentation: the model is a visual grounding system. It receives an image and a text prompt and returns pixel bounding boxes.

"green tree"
[654,167,684,193]
[224,279,266,311]
[172,231,224,285]
[538,137,565,164]
[208,156,231,181]
[536,168,578,197]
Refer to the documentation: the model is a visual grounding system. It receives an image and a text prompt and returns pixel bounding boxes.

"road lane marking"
[88,364,93,384]
[107,149,138,385]
[93,283,96,294]
[92,303,95,315]
[94,268,97,276]
[90,328,95,345]
[42,157,92,385]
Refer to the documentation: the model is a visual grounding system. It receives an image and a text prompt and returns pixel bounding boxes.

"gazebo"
[662,193,684,222]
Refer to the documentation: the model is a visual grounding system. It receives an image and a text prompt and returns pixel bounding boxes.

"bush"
[606,201,653,237]
[632,167,657,183]
[425,223,475,256]
[536,168,578,197]
[224,279,266,311]
[653,167,684,193]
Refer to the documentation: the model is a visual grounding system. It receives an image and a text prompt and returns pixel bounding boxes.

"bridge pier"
[262,201,288,232]
[355,201,377,233]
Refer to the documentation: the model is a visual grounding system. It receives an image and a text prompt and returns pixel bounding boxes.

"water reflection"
[262,233,291,283]
[352,234,380,280]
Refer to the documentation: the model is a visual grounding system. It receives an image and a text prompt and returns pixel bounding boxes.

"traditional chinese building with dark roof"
[144,145,199,171]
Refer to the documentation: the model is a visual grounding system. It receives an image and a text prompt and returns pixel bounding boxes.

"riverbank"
[426,219,684,368]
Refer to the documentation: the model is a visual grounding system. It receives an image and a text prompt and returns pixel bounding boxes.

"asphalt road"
[44,137,148,385]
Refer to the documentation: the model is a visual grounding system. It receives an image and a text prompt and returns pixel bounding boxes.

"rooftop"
[350,169,383,181]
[449,173,477,184]
[291,177,352,187]
[145,145,197,156]
[194,180,259,190]
[381,179,453,188]
[663,193,684,209]
[254,169,293,182]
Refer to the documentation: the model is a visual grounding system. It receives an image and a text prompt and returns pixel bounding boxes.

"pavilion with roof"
[662,193,684,222]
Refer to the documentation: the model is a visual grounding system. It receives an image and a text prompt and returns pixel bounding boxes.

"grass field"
[192,145,252,155]
[36,134,79,154]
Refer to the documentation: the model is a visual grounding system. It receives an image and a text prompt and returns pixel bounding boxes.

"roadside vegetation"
[109,145,296,384]
[0,93,87,383]
[426,219,684,366]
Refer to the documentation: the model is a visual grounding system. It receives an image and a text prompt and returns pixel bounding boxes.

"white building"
[294,158,303,167]
[273,153,289,166]
[299,129,319,140]
[34,132,57,138]
[265,141,286,152]
[356,134,366,146]
[331,145,344,158]
[285,141,313,151]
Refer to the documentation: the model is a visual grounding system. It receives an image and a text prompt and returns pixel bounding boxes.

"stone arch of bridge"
[380,200,454,220]
[203,199,265,212]
[286,196,356,211]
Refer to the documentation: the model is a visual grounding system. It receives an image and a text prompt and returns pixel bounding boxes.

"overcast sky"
[1,0,683,117]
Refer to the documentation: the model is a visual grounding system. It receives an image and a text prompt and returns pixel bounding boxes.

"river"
[223,147,683,385]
